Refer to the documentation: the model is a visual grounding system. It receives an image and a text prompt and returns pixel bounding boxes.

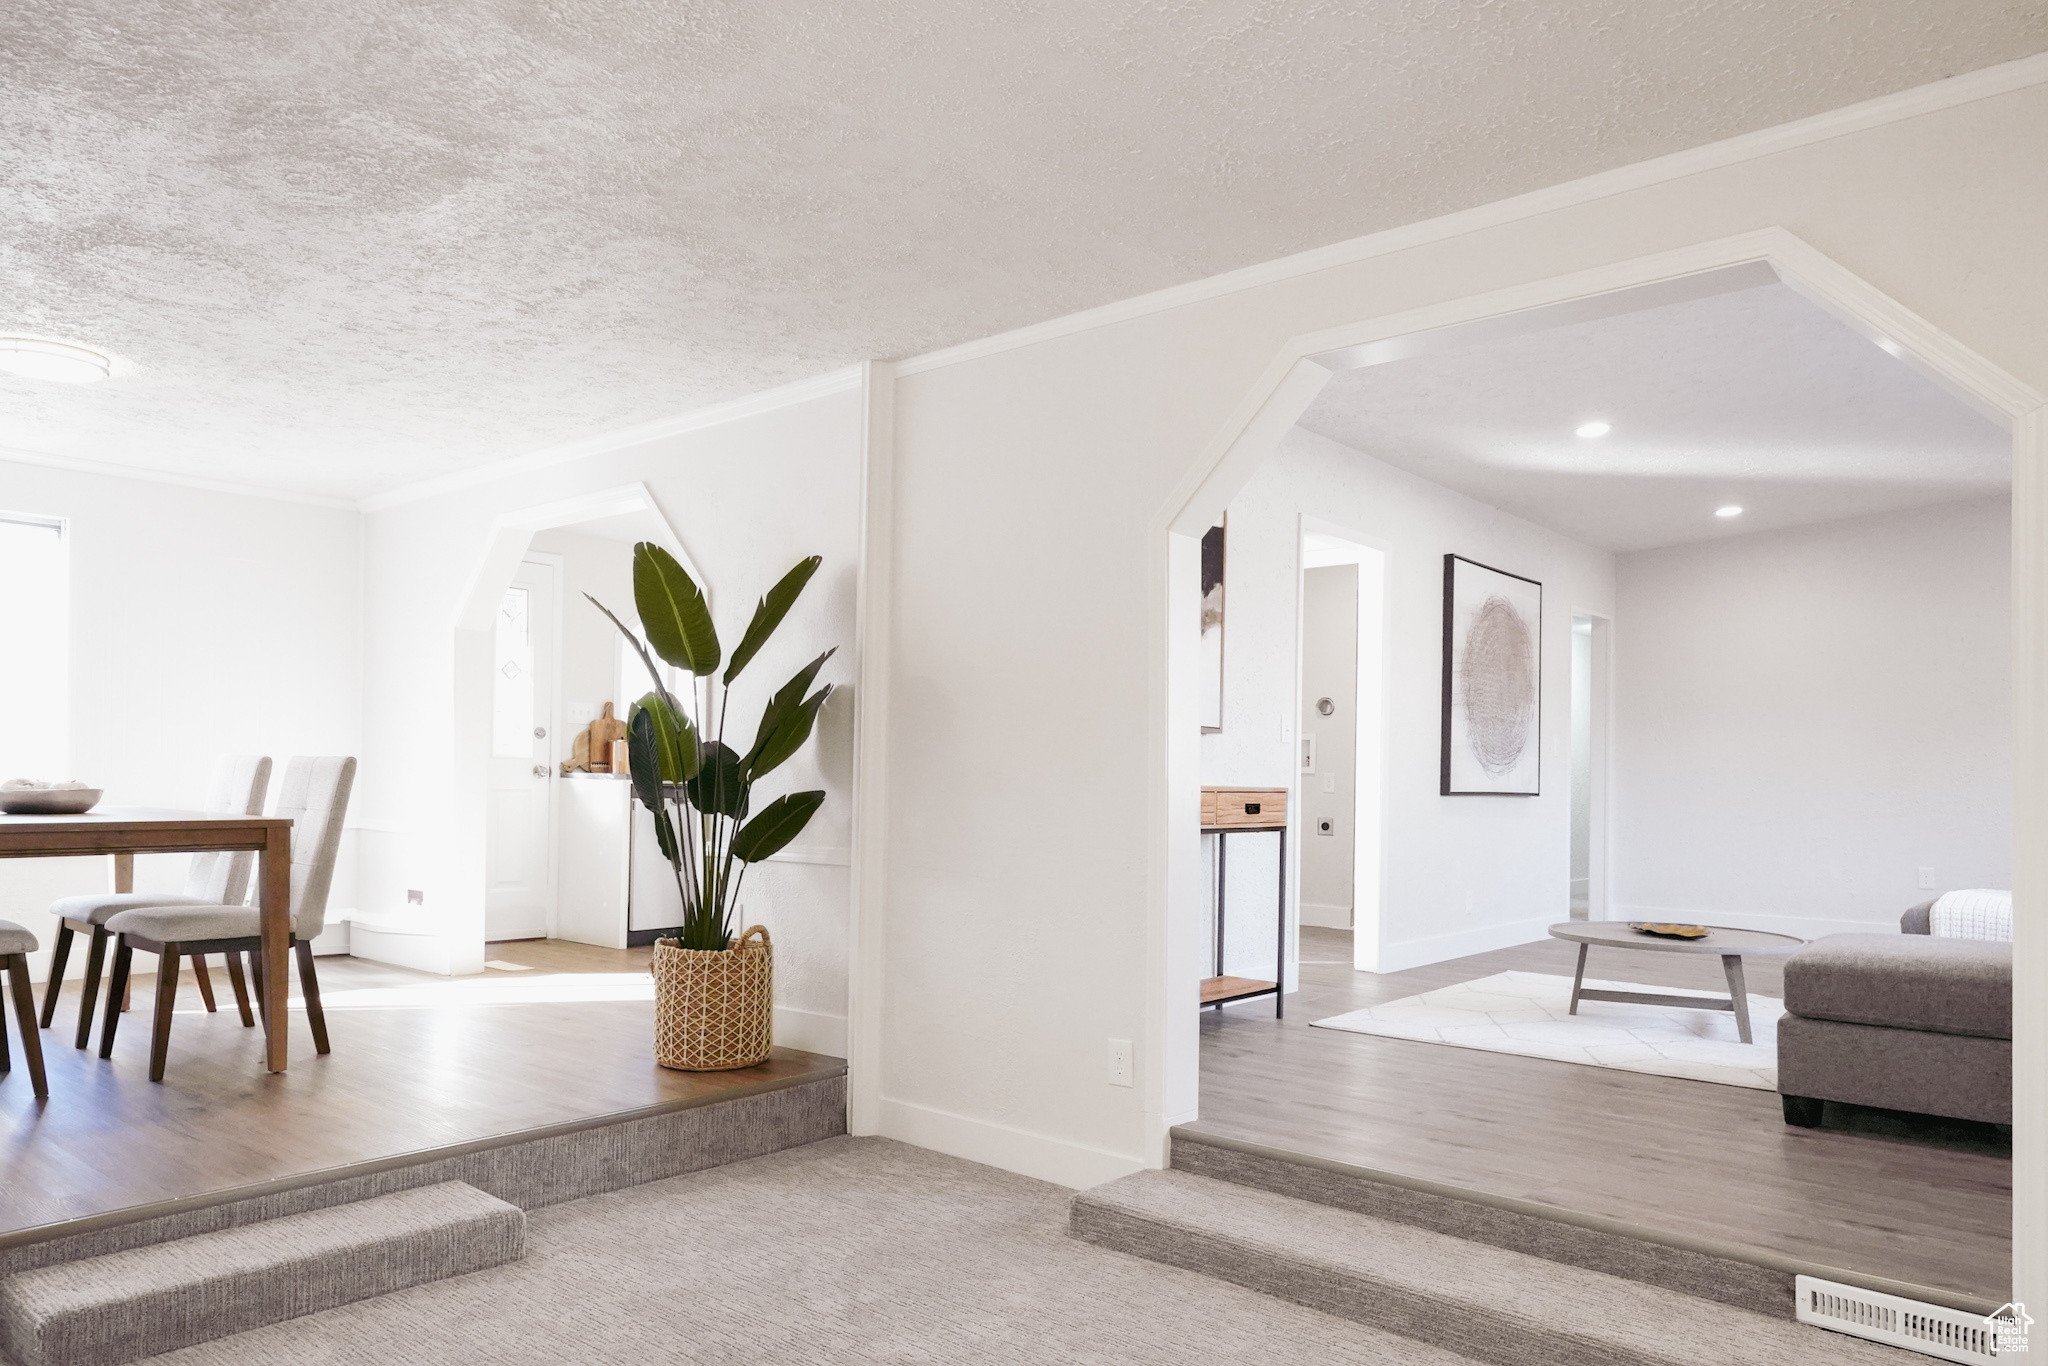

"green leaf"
[746,649,835,766]
[750,685,831,780]
[586,594,686,717]
[685,741,750,819]
[626,709,667,817]
[633,542,720,676]
[724,556,822,686]
[650,806,679,864]
[732,791,825,863]
[633,690,699,781]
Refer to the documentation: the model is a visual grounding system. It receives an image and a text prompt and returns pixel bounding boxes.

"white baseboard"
[878,1096,1145,1190]
[1299,900,1353,929]
[1609,905,1903,943]
[774,1005,847,1058]
[346,920,454,975]
[1374,914,1556,974]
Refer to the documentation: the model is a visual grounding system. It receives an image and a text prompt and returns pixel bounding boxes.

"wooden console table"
[1201,787,1288,1018]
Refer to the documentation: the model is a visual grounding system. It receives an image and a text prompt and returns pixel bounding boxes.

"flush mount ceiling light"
[1715,505,1744,518]
[1574,421,1611,439]
[0,336,112,383]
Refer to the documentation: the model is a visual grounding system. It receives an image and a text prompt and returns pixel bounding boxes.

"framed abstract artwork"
[1441,554,1541,796]
[1200,521,1226,732]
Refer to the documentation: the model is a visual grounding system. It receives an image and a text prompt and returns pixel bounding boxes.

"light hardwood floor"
[1189,926,2010,1300]
[0,940,839,1239]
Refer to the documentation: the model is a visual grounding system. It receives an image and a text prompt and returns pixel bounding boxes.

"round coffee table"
[1546,921,1806,1044]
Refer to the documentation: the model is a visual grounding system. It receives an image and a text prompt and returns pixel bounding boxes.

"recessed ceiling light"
[1715,505,1744,519]
[0,336,112,383]
[1575,421,1611,439]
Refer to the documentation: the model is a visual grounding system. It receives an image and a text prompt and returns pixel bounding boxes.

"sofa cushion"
[1784,934,2011,1039]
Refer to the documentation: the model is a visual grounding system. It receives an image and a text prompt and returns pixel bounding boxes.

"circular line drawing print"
[1462,595,1536,775]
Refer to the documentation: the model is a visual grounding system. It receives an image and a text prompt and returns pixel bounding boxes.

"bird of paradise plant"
[588,543,831,951]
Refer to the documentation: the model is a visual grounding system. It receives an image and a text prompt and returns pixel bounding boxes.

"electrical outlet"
[1321,774,1336,793]
[1106,1038,1133,1087]
[1917,867,1936,890]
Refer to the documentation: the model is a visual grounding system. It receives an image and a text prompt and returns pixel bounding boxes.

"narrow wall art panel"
[1200,521,1226,732]
[1441,554,1541,795]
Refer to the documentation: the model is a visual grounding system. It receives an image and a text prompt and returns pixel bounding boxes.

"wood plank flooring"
[0,940,841,1238]
[1189,926,2011,1300]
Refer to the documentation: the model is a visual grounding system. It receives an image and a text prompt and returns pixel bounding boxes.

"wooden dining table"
[0,808,296,1071]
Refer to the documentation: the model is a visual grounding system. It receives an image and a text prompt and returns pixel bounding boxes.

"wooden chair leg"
[248,951,265,1018]
[98,940,133,1060]
[74,927,109,1051]
[0,969,11,1076]
[225,952,255,1027]
[295,940,330,1055]
[190,954,217,1013]
[38,924,72,1029]
[148,944,181,1083]
[7,955,48,1099]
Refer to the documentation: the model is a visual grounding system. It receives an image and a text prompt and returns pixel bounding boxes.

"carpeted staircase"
[0,1183,523,1366]
[1072,1131,1935,1365]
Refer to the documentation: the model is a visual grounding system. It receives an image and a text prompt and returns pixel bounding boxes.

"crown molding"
[357,364,865,512]
[0,443,356,510]
[895,50,2048,379]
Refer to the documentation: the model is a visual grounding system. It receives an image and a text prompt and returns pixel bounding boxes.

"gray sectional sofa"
[1777,902,2011,1127]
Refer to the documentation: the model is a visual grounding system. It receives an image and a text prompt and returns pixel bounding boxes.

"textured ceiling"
[1295,281,2010,553]
[2,3,2043,502]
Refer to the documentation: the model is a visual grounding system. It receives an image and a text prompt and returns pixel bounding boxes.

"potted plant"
[589,543,832,1070]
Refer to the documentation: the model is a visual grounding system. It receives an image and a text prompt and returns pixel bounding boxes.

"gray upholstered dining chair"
[100,756,353,1082]
[41,755,272,1049]
[0,919,48,1098]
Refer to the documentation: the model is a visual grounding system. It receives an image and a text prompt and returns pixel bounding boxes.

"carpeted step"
[1072,1170,1917,1366]
[1167,1128,1999,1322]
[0,1181,524,1366]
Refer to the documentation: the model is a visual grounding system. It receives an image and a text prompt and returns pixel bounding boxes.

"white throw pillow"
[1929,889,2012,942]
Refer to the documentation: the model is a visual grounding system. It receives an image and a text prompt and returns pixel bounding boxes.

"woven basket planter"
[650,925,773,1071]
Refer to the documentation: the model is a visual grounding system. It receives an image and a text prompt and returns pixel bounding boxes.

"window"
[492,585,535,758]
[0,512,69,778]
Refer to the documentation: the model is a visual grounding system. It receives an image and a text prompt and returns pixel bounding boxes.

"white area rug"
[1311,970,1779,1091]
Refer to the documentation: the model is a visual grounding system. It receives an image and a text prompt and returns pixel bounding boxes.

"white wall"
[1569,621,1593,911]
[529,528,638,735]
[1298,565,1357,929]
[1612,496,2011,938]
[1203,428,1614,978]
[0,461,363,976]
[872,79,2048,1190]
[356,387,862,1054]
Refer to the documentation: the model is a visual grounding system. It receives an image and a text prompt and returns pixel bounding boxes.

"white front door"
[486,559,557,940]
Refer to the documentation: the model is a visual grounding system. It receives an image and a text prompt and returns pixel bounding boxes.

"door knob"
[533,725,546,738]
[532,765,549,778]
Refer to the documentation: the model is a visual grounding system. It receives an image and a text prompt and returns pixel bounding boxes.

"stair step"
[1170,1128,1999,1321]
[1072,1170,1918,1366]
[0,1181,524,1366]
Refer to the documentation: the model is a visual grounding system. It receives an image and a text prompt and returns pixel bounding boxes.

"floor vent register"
[1796,1275,2014,1363]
